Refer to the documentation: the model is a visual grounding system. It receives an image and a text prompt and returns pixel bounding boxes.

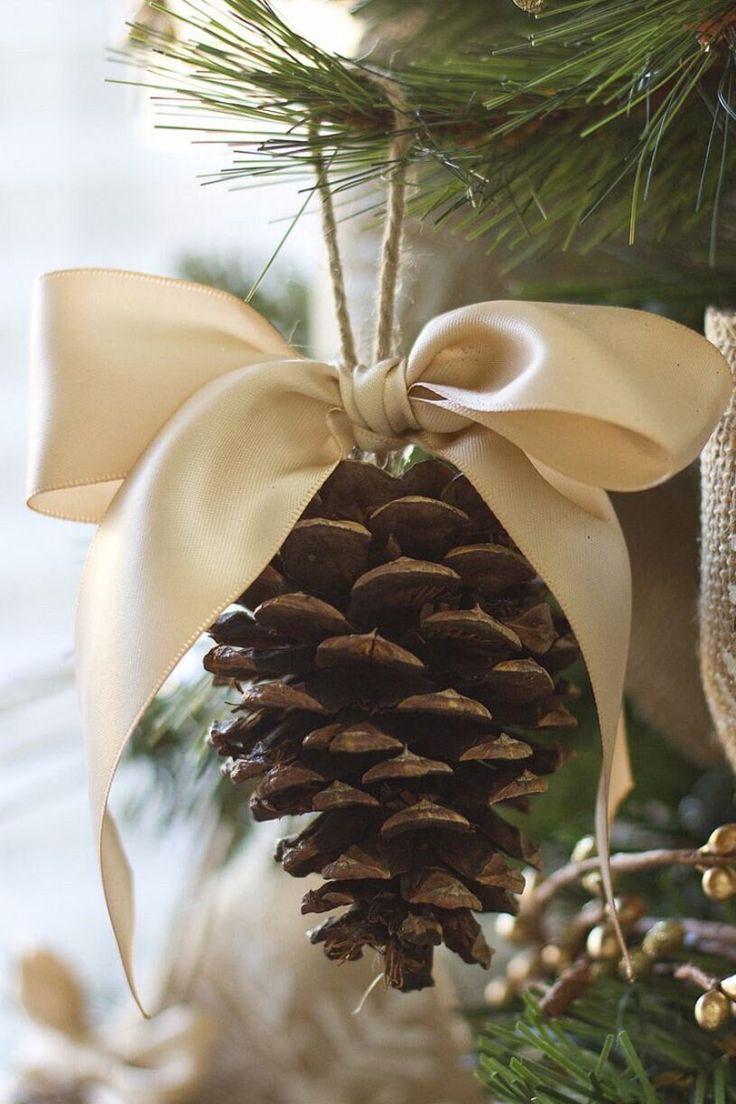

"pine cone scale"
[205,458,579,990]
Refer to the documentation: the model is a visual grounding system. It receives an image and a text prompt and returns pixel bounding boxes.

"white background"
[0,0,358,1057]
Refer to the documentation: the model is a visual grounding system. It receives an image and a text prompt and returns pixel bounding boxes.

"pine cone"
[205,458,579,991]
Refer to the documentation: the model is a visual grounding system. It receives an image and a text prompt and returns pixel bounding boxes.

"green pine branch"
[350,0,530,59]
[476,981,736,1103]
[125,671,248,836]
[122,0,736,262]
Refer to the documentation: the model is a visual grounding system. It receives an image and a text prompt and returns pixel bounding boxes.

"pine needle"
[121,0,736,263]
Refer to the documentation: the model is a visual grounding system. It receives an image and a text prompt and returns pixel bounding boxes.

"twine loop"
[314,72,412,371]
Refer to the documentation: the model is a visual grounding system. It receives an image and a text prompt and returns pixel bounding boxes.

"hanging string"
[312,135,359,371]
[373,87,413,364]
[311,80,412,371]
[312,84,635,988]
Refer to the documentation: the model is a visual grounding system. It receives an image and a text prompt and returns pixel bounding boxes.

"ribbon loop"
[409,300,726,492]
[27,269,295,523]
[26,269,731,1012]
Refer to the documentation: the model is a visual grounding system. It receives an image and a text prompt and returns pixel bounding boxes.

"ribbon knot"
[25,269,731,1012]
[338,357,419,450]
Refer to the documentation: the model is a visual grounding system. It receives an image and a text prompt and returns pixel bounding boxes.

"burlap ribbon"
[701,308,736,767]
[26,268,730,1010]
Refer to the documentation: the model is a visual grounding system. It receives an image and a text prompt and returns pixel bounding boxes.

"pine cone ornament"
[204,458,579,991]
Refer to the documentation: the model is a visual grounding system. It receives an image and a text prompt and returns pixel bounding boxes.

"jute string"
[373,91,412,363]
[314,80,411,368]
[701,308,736,768]
[314,146,359,370]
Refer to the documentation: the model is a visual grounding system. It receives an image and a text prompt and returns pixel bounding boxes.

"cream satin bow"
[14,947,213,1102]
[27,268,731,1011]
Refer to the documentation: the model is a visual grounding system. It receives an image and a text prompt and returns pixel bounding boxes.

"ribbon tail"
[77,359,343,1009]
[100,812,142,1013]
[595,710,633,975]
[437,427,632,939]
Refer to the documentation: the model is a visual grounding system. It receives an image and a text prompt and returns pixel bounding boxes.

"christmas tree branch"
[477,981,736,1104]
[122,0,736,260]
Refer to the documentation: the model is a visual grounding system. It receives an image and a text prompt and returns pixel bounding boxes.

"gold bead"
[641,920,685,959]
[484,977,514,1008]
[573,836,605,898]
[706,824,736,855]
[494,913,517,940]
[586,925,620,961]
[614,896,646,930]
[541,944,572,974]
[495,913,535,945]
[619,950,652,980]
[513,0,545,11]
[582,871,604,898]
[582,874,609,900]
[695,990,731,1031]
[571,835,597,863]
[507,951,541,984]
[580,899,605,924]
[720,974,736,1000]
[702,866,736,901]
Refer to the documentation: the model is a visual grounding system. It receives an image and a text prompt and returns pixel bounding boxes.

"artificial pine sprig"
[476,823,736,1101]
[350,0,531,58]
[125,672,246,835]
[123,0,736,261]
[477,983,736,1104]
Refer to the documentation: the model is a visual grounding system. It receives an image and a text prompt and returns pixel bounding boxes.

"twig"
[527,848,736,922]
[696,940,736,962]
[635,917,736,946]
[539,957,593,1018]
[670,962,721,992]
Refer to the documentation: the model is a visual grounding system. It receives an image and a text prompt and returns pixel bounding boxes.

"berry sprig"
[485,824,736,1033]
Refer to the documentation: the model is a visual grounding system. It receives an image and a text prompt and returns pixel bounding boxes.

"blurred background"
[0,0,356,1055]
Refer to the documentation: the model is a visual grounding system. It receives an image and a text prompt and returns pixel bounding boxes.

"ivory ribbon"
[27,268,730,1011]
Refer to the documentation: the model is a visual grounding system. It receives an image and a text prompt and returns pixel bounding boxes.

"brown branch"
[527,848,736,924]
[698,11,736,50]
[657,958,719,993]
[634,917,736,946]
[539,958,593,1018]
[696,940,736,962]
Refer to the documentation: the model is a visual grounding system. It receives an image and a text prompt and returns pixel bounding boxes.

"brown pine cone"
[204,458,579,991]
